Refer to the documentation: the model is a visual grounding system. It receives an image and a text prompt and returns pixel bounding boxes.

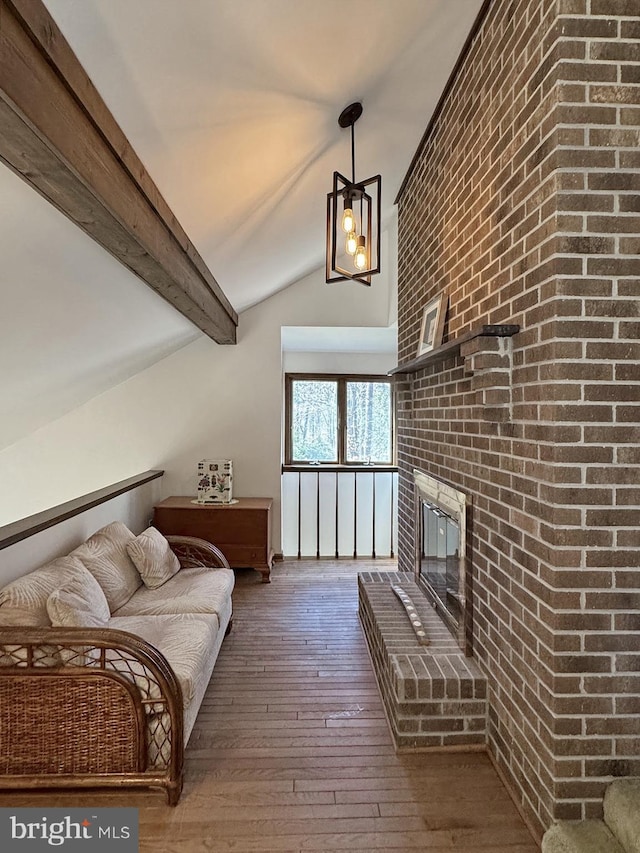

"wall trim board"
[0,469,164,550]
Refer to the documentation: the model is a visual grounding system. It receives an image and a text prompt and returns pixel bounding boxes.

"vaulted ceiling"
[42,0,484,311]
[0,0,483,450]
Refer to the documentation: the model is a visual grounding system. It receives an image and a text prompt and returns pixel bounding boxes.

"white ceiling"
[0,0,483,451]
[43,0,484,312]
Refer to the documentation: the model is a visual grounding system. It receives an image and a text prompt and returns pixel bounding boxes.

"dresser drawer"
[219,545,264,566]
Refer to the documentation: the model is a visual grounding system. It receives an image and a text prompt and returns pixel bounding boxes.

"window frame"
[284,373,395,467]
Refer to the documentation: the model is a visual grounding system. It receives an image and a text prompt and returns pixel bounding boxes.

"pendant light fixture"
[326,102,381,285]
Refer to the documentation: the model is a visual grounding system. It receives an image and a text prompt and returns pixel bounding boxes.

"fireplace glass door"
[419,501,461,627]
[413,469,470,652]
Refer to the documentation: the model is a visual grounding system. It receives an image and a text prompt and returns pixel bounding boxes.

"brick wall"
[396,0,640,836]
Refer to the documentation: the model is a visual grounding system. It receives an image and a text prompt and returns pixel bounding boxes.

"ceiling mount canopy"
[338,101,363,129]
[326,102,381,286]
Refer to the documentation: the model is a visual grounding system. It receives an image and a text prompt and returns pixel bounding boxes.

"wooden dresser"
[153,496,274,582]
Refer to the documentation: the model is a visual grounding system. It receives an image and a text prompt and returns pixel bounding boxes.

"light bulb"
[354,236,367,270]
[341,207,354,233]
[346,231,357,255]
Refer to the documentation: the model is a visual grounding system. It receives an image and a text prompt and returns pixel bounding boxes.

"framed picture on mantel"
[417,293,448,356]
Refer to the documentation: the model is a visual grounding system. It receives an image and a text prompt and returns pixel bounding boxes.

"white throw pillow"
[0,555,90,627]
[71,521,142,612]
[126,527,180,590]
[46,568,111,628]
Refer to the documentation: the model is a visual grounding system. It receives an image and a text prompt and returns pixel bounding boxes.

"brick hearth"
[358,572,487,750]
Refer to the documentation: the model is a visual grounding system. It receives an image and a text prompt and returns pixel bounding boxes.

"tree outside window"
[285,374,394,465]
[290,380,338,462]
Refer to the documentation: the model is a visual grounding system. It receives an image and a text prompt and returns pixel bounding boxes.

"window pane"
[346,382,392,463]
[291,380,338,462]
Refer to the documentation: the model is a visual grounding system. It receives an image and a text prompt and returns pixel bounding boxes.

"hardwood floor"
[0,560,539,851]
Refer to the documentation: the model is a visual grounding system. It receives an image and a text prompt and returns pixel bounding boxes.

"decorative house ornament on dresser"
[196,459,234,504]
[326,102,381,285]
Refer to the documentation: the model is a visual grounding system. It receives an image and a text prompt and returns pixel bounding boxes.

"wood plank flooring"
[0,560,539,851]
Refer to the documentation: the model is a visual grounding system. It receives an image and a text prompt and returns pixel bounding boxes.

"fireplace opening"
[414,470,471,654]
[419,503,461,624]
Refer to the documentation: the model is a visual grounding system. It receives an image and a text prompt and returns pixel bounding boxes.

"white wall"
[0,220,397,554]
[0,164,199,452]
[0,478,162,585]
[283,351,395,375]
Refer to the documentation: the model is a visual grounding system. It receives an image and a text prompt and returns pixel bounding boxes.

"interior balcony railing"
[281,466,398,560]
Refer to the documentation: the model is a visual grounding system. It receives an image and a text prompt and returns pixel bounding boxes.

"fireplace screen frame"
[413,469,471,654]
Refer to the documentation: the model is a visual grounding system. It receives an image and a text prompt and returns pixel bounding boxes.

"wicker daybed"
[0,522,234,805]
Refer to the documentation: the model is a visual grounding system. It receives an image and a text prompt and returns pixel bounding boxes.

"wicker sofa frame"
[0,535,231,805]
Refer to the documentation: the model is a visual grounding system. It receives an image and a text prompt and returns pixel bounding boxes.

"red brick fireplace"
[394,0,640,838]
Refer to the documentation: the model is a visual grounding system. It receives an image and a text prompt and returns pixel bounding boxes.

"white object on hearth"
[391,584,430,646]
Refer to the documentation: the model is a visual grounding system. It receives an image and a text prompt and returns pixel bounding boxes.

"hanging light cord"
[350,120,356,186]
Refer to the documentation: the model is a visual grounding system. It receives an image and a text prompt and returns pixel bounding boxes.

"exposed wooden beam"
[0,0,237,344]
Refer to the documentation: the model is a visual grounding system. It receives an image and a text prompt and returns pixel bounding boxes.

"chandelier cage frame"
[325,103,381,285]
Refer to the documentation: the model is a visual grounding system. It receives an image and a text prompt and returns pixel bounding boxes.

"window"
[285,374,394,465]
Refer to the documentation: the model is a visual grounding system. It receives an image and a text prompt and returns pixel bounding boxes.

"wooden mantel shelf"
[389,324,520,376]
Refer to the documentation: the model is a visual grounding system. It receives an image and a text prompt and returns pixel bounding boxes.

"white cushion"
[113,566,234,624]
[108,613,219,708]
[0,555,92,627]
[71,522,142,612]
[107,612,226,756]
[46,569,110,628]
[126,527,180,590]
